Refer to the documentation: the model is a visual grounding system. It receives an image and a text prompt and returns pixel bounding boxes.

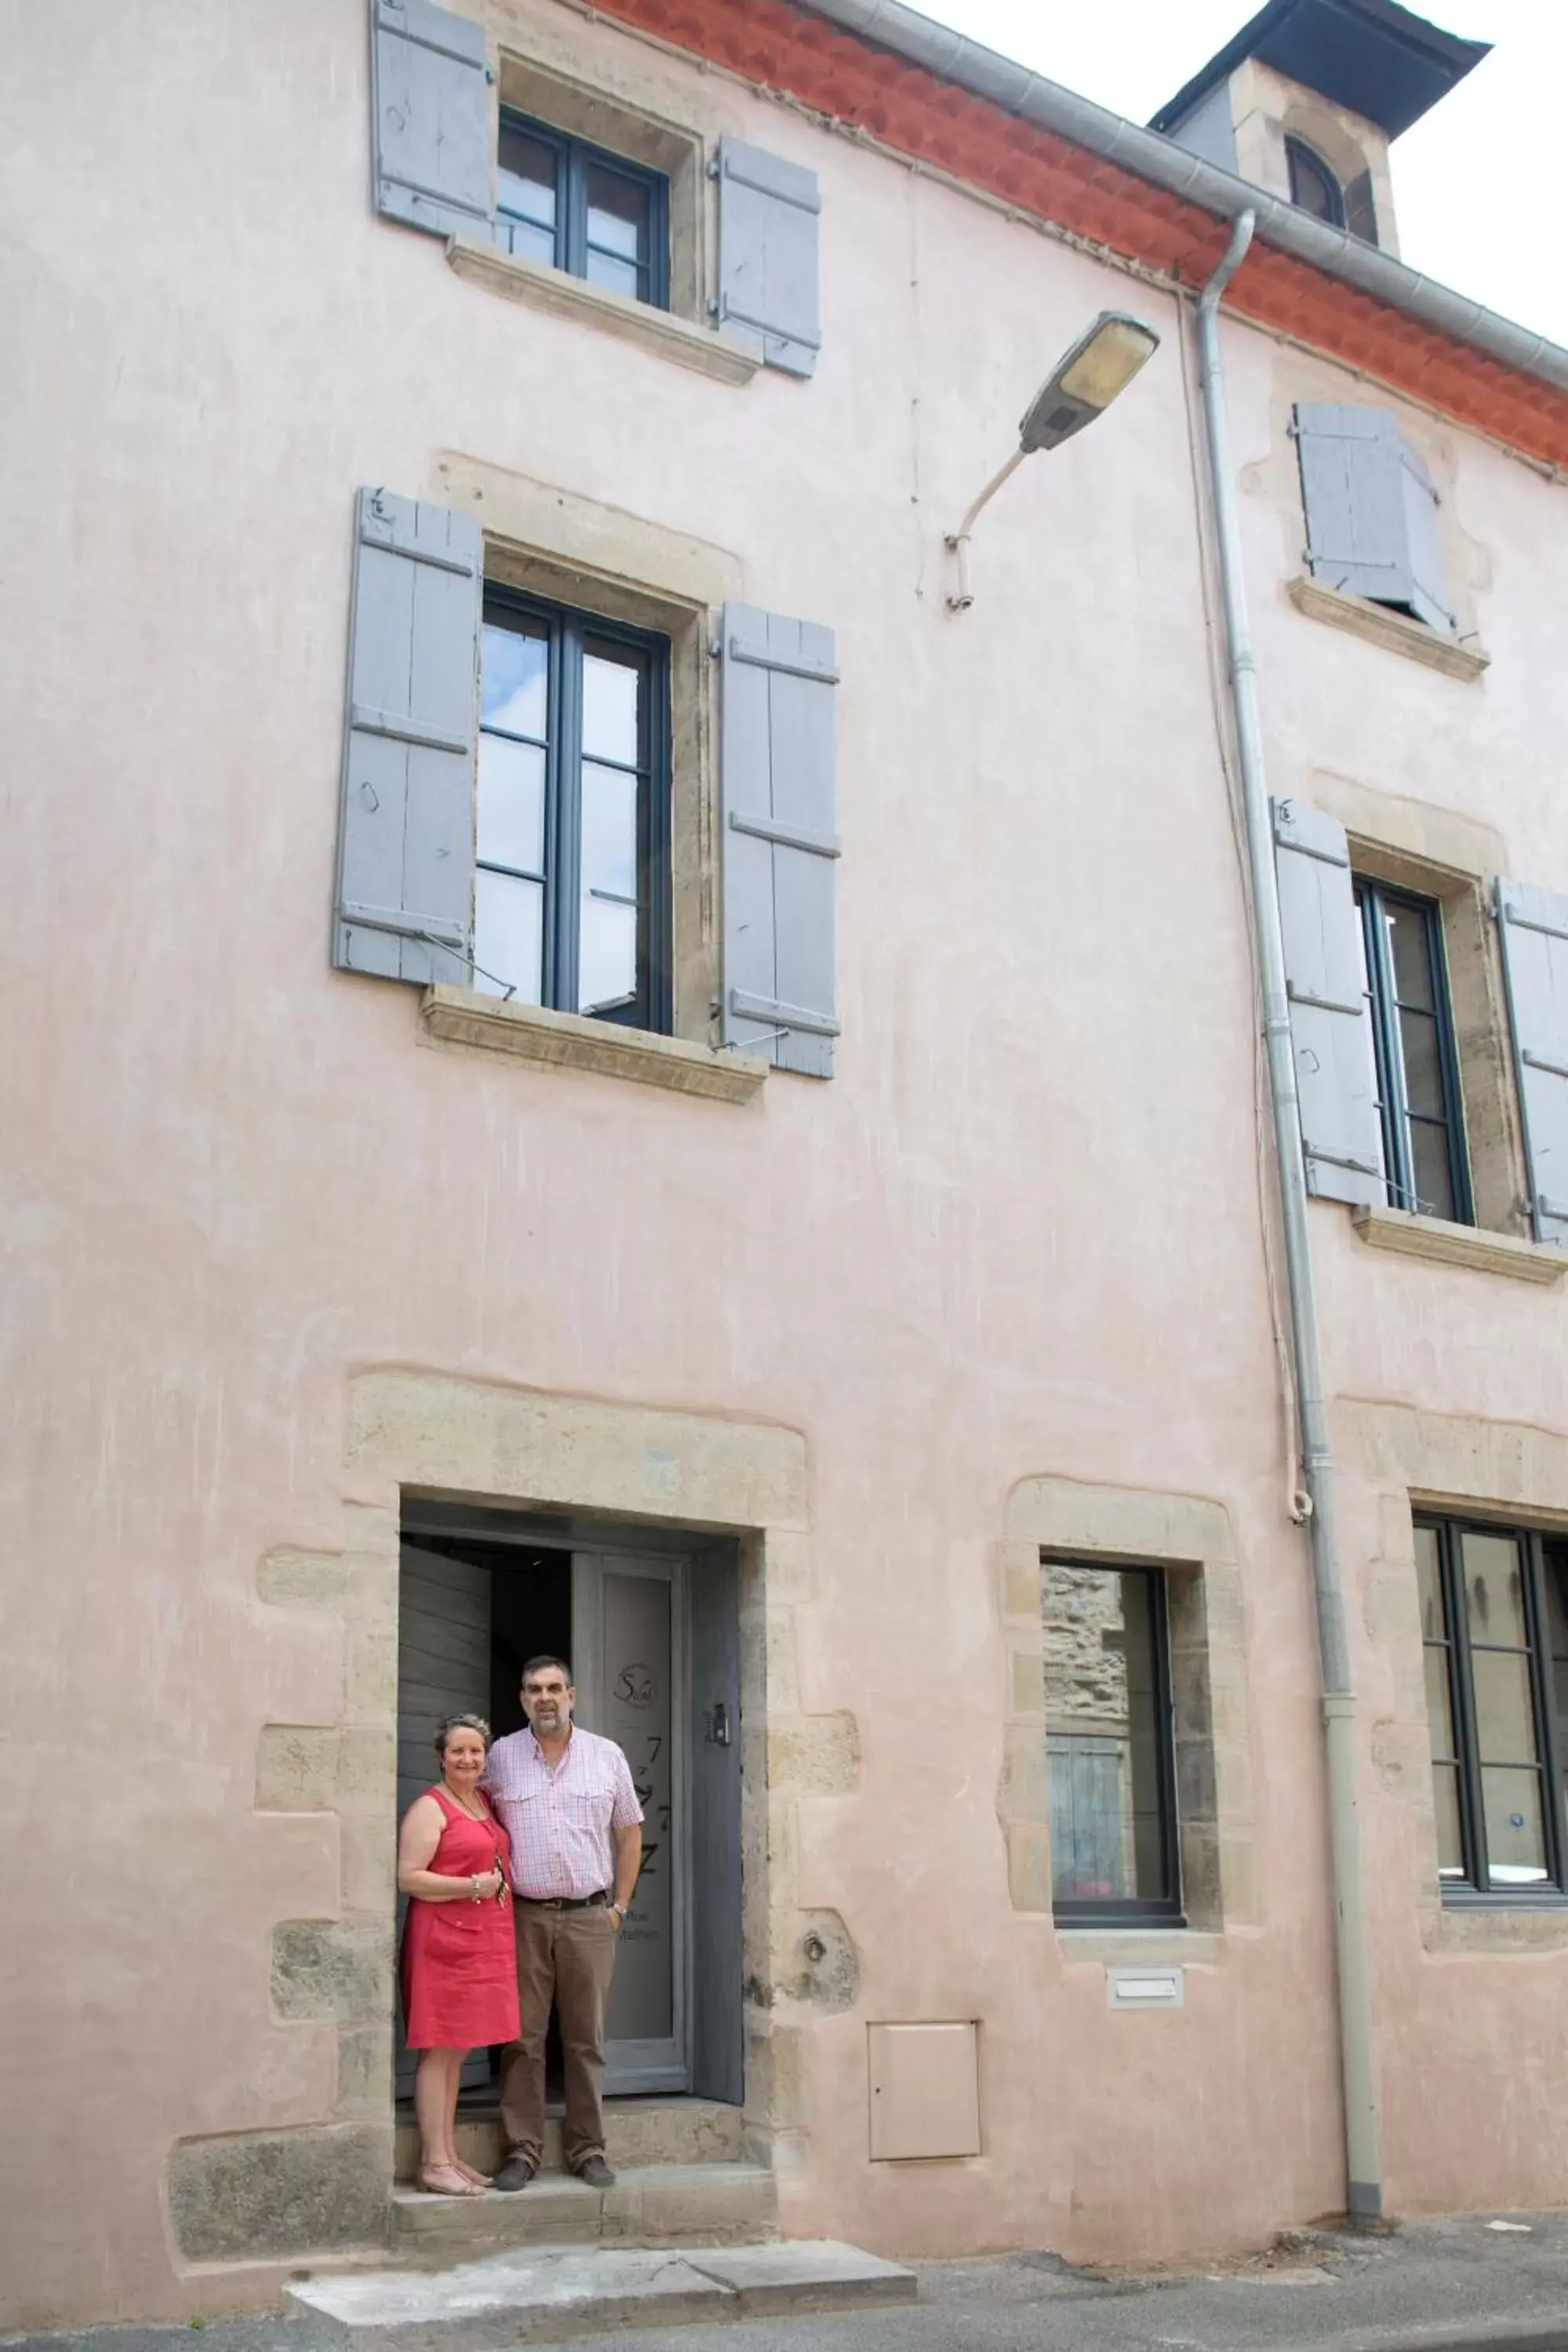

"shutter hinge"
[708,635,723,659]
[707,158,721,180]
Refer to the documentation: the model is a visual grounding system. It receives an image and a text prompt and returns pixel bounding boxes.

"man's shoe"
[574,2154,615,2189]
[491,2156,538,2192]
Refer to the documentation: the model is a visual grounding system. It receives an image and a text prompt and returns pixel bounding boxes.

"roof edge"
[1149,0,1490,140]
[808,0,1568,399]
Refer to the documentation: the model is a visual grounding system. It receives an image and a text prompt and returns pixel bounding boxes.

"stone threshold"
[421,987,768,1102]
[445,236,760,387]
[1351,1203,1565,1283]
[291,2238,916,2347]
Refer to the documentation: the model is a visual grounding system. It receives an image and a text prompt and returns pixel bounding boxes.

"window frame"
[478,585,672,1036]
[495,107,670,311]
[1286,135,1346,227]
[1419,1515,1568,1907]
[1355,873,1474,1226]
[1045,1560,1185,1930]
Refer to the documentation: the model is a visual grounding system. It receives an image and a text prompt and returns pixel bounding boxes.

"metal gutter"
[808,0,1568,397]
[1193,211,1384,2219]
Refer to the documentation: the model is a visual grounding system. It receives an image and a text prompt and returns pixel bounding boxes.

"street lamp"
[945,310,1160,611]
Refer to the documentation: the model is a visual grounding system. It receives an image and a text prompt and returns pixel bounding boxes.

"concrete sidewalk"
[8,2211,1568,2352]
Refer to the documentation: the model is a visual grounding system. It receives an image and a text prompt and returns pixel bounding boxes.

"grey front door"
[572,1550,688,2093]
[395,1541,493,2098]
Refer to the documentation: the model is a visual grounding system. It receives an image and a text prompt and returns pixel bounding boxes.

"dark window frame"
[496,107,670,310]
[1286,135,1346,228]
[1419,1515,1568,1907]
[1355,874,1473,1226]
[1045,1559,1185,1931]
[479,586,672,1036]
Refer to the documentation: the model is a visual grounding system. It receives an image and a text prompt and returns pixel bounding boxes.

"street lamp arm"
[944,446,1028,612]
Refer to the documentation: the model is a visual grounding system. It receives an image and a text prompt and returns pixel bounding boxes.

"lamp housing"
[1018,312,1161,453]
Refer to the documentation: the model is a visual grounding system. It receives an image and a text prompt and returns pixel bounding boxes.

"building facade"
[5,0,1568,2326]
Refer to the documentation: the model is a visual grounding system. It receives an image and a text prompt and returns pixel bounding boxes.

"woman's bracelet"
[470,1875,481,1902]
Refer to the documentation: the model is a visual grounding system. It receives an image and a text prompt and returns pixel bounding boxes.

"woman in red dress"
[397,1713,521,2197]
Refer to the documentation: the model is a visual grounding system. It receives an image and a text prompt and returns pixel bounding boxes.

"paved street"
[9,2212,1568,2352]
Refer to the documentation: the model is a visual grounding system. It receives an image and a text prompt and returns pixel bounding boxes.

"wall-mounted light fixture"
[945,310,1160,611]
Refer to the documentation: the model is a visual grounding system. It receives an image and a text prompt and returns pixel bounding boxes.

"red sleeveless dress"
[400,1787,521,2049]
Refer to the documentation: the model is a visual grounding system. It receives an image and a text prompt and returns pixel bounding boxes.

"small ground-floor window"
[1418,1515,1568,1899]
[1044,1559,1181,1926]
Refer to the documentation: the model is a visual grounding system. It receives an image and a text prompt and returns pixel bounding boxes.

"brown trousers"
[497,1900,619,2171]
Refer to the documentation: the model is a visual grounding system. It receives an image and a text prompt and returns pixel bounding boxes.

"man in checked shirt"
[481,1655,644,2190]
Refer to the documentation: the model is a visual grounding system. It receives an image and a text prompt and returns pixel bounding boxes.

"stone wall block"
[257,1726,394,1813]
[768,1712,858,1797]
[1009,1644,1045,1722]
[168,2125,390,2261]
[1006,1821,1054,1911]
[339,1813,397,1914]
[344,1618,399,1719]
[336,2024,394,2119]
[272,1917,393,2023]
[778,1909,858,2010]
[258,1547,354,1607]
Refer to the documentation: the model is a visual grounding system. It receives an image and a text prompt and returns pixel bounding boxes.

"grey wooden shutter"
[720,604,840,1078]
[1272,797,1384,1206]
[335,487,481,986]
[1496,877,1568,1247]
[716,138,821,378]
[371,0,492,240]
[1294,405,1451,631]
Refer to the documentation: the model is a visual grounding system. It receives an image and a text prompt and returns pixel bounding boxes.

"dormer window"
[1286,135,1345,226]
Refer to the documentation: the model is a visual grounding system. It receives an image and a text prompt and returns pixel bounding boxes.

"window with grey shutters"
[1272,797,1385,1206]
[716,137,821,378]
[335,488,482,987]
[720,604,839,1078]
[1497,878,1568,1247]
[371,0,493,238]
[1294,405,1451,632]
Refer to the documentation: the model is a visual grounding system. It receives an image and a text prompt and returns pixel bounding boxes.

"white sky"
[908,1,1568,348]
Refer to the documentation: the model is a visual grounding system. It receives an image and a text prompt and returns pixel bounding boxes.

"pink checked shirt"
[482,1726,643,1900]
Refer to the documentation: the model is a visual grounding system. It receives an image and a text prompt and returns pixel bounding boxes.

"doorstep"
[389,2161,777,2263]
[392,2096,744,2182]
[289,2238,918,2350]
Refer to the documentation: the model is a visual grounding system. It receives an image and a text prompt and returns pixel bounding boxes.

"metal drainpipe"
[1194,211,1384,2222]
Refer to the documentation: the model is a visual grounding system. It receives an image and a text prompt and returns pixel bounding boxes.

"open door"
[690,1543,743,2102]
[395,1541,493,2099]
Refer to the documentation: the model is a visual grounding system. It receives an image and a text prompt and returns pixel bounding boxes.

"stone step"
[291,2238,918,2350]
[389,2161,777,2262]
[393,2098,744,2183]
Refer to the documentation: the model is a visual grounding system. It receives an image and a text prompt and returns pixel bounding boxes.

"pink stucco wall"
[4,0,1568,2325]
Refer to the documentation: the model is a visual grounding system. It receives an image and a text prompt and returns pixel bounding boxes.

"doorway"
[394,1504,742,2109]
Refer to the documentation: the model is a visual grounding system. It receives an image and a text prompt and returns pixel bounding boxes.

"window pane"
[482,621,549,739]
[585,164,646,260]
[1423,1647,1457,1763]
[585,247,640,300]
[477,736,545,877]
[1408,1118,1457,1223]
[1387,900,1437,1011]
[1482,1768,1548,1886]
[581,649,641,766]
[1042,1564,1169,1906]
[1414,1525,1444,1642]
[1397,1007,1445,1120]
[580,761,637,902]
[1352,891,1392,1185]
[1471,1649,1540,1767]
[578,895,637,1014]
[473,869,543,1004]
[497,124,558,228]
[499,217,556,269]
[1461,1531,1529,1649]
[1432,1762,1465,1877]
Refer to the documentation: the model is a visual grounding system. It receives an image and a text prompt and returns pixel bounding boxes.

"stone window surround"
[1302,768,1530,1244]
[1344,1399,1568,1955]
[443,30,759,385]
[998,1479,1258,1969]
[419,448,744,1091]
[169,1370,858,2280]
[1286,575,1491,684]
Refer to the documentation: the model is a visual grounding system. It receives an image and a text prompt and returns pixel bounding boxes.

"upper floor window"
[477,594,670,1031]
[1419,1516,1568,1900]
[496,111,669,310]
[1044,1560,1181,1927]
[1354,877,1472,1225]
[1286,135,1345,227]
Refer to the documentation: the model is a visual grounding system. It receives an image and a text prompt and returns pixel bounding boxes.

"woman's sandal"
[417,2162,485,2198]
[454,2159,493,2188]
